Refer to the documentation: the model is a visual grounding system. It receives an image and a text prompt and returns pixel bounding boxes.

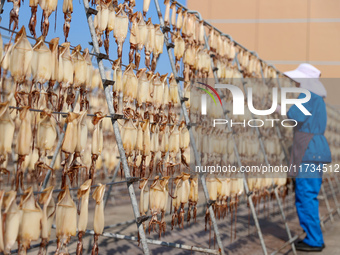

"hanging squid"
[29,0,38,37]
[0,191,4,253]
[136,12,146,69]
[121,118,137,177]
[164,0,170,27]
[129,12,139,64]
[94,0,109,48]
[3,191,21,254]
[149,176,169,237]
[69,110,88,184]
[159,176,170,236]
[151,25,164,72]
[11,27,33,108]
[16,107,32,191]
[46,37,59,110]
[141,120,151,177]
[38,186,56,255]
[91,183,106,255]
[31,36,52,108]
[144,18,155,70]
[8,0,21,32]
[55,186,77,255]
[18,187,42,254]
[114,4,129,62]
[112,59,123,113]
[39,0,58,36]
[122,63,138,117]
[61,112,78,188]
[187,175,198,223]
[104,2,115,56]
[173,32,185,73]
[57,42,74,111]
[143,0,150,16]
[90,112,104,183]
[76,179,91,255]
[0,102,15,177]
[35,109,57,185]
[62,0,73,41]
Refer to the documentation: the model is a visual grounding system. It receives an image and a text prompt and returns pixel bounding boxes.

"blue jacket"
[287,92,331,163]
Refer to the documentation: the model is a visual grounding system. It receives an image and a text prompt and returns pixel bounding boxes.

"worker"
[284,63,331,252]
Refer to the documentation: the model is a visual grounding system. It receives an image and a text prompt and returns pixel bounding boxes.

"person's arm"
[286,93,309,123]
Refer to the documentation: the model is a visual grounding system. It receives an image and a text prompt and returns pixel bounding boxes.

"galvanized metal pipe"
[333,174,340,193]
[237,55,296,255]
[82,1,150,254]
[273,187,297,255]
[153,1,225,254]
[104,164,120,208]
[321,184,334,222]
[94,230,220,254]
[326,176,340,215]
[275,74,291,166]
[202,19,268,254]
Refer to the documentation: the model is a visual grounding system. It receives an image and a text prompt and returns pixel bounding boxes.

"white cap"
[284,63,327,98]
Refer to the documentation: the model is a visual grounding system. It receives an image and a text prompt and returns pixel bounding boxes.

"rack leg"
[82,1,150,254]
[246,178,268,255]
[321,184,334,222]
[153,1,226,254]
[236,54,296,255]
[326,176,340,216]
[104,164,120,208]
[274,187,297,255]
[333,174,340,193]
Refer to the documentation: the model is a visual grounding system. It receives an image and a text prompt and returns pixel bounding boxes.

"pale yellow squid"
[91,183,106,255]
[76,180,91,255]
[0,102,15,178]
[35,109,57,185]
[55,186,77,255]
[18,187,42,254]
[38,186,56,255]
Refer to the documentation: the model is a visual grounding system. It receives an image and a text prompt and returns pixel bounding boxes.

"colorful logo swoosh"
[197,87,217,105]
[197,82,223,106]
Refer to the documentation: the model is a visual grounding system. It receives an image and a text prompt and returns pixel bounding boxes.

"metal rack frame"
[153,1,226,254]
[82,1,225,254]
[233,55,297,255]
[0,0,339,254]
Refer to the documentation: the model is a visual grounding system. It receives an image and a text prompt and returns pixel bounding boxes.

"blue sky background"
[0,0,186,74]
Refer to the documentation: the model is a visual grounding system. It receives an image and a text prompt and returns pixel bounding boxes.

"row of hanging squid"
[0,181,105,255]
[0,1,302,253]
[6,0,163,72]
[7,0,153,41]
[325,107,340,164]
[139,173,198,238]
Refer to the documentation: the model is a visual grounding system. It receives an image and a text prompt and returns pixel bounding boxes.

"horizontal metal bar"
[90,230,220,254]
[8,106,124,119]
[270,234,302,255]
[86,7,98,15]
[11,223,219,255]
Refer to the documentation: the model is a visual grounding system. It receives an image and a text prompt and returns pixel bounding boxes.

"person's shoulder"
[309,91,324,101]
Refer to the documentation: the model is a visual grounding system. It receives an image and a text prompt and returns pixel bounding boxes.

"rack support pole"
[153,1,225,254]
[82,1,150,253]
